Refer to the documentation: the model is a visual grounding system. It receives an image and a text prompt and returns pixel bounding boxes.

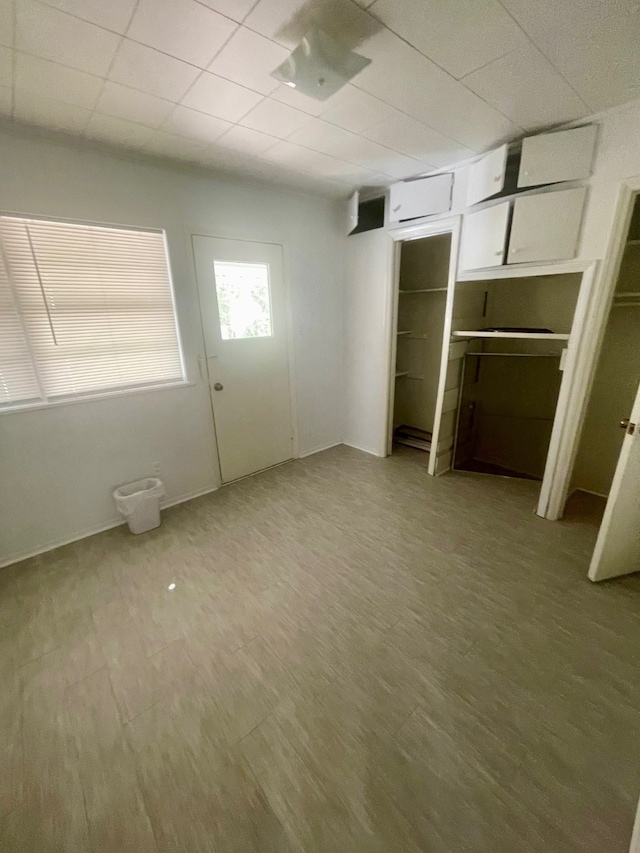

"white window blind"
[0,216,184,408]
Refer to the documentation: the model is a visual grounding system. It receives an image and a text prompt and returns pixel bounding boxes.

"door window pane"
[213,261,272,340]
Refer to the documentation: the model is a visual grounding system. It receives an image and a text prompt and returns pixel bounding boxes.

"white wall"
[0,126,344,566]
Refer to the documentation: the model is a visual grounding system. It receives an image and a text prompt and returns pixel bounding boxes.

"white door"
[589,379,640,581]
[193,236,293,483]
[507,187,586,264]
[467,144,508,206]
[459,201,510,271]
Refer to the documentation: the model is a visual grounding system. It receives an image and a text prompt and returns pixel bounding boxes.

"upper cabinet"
[518,125,598,188]
[389,173,453,222]
[466,144,508,206]
[459,202,510,271]
[507,187,587,264]
[347,193,386,236]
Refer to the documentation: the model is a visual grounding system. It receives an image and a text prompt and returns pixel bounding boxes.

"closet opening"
[450,273,582,483]
[566,193,640,523]
[389,230,454,473]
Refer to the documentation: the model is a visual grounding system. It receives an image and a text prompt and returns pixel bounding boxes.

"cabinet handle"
[511,248,520,254]
[493,175,501,182]
[494,250,502,256]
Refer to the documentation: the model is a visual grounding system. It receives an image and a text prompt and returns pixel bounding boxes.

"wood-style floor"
[1,445,639,852]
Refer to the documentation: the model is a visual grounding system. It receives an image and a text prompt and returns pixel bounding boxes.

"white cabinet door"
[347,190,359,235]
[389,173,453,222]
[518,125,597,188]
[458,202,510,271]
[467,144,508,206]
[507,187,586,264]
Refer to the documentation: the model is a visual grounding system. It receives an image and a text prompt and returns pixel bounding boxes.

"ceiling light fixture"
[271,28,371,102]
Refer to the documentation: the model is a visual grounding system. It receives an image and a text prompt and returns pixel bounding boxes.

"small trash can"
[114,477,165,534]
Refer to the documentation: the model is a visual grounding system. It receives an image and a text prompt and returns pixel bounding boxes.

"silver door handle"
[213,382,224,391]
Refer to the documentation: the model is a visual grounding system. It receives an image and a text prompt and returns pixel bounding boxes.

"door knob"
[620,418,630,429]
[213,382,224,391]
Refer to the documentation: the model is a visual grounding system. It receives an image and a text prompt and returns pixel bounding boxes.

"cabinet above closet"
[466,125,597,207]
[459,187,587,272]
[388,173,453,223]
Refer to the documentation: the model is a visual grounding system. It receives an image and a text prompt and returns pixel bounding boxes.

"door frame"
[385,216,462,475]
[543,176,640,519]
[189,231,299,481]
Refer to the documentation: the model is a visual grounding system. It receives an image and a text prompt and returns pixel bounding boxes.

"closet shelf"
[626,239,640,246]
[452,330,570,341]
[399,287,448,294]
[467,352,561,358]
[614,292,640,299]
[397,330,413,336]
[395,372,424,380]
[395,371,410,378]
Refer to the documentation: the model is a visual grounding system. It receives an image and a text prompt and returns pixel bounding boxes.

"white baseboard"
[342,441,386,458]
[0,482,219,570]
[298,441,343,458]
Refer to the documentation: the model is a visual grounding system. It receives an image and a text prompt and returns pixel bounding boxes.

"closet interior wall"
[450,273,582,480]
[571,196,640,497]
[393,234,451,455]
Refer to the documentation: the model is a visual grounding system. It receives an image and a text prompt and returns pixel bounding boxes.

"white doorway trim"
[386,216,462,475]
[542,175,640,519]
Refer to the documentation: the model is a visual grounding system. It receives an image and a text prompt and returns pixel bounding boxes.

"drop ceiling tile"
[216,124,278,155]
[0,86,11,115]
[37,0,137,33]
[261,139,381,183]
[270,83,326,116]
[86,112,154,148]
[162,105,232,142]
[208,27,288,95]
[368,0,527,79]
[356,28,518,151]
[109,41,201,101]
[127,0,237,69]
[498,0,640,111]
[364,113,474,168]
[196,0,258,23]
[462,44,588,132]
[181,72,263,122]
[0,47,11,89]
[142,130,209,160]
[320,86,399,134]
[15,0,121,77]
[14,90,92,133]
[0,1,13,47]
[288,117,427,177]
[239,97,312,137]
[96,81,175,127]
[15,54,103,110]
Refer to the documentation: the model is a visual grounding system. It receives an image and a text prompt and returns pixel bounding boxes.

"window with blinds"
[0,216,185,409]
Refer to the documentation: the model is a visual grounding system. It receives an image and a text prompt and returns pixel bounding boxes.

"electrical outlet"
[152,461,161,477]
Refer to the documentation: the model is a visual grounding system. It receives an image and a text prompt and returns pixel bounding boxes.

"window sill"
[0,380,197,415]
